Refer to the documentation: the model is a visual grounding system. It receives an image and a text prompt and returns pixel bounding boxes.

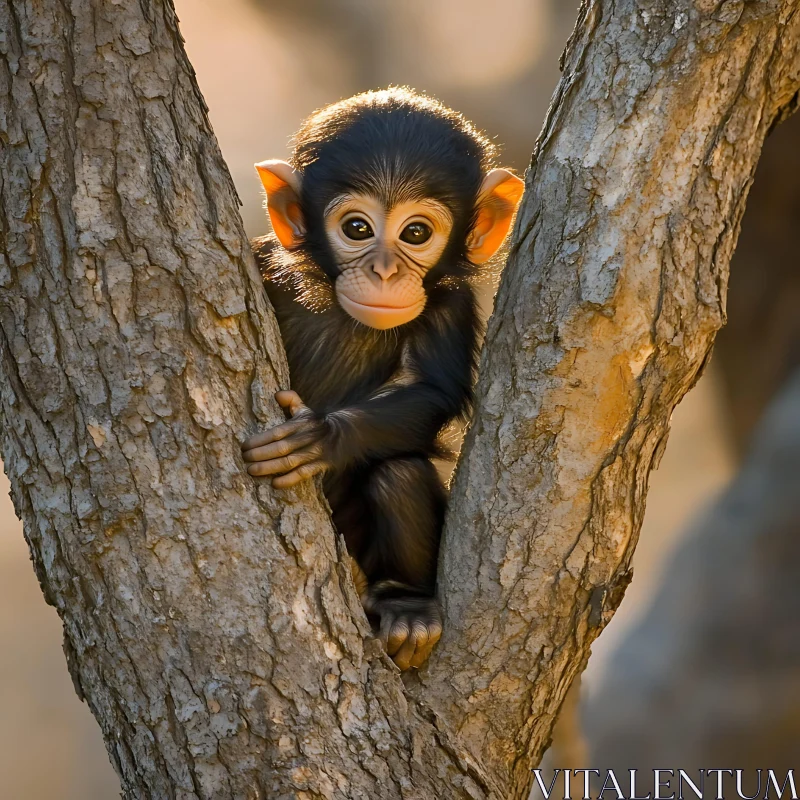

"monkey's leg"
[323,467,372,601]
[362,457,446,670]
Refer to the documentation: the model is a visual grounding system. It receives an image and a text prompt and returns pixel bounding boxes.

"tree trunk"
[0,2,797,799]
[584,367,800,782]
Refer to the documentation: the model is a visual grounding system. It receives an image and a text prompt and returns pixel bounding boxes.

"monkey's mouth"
[337,293,426,330]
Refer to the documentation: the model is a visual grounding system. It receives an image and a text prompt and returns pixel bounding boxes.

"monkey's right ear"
[255,160,305,249]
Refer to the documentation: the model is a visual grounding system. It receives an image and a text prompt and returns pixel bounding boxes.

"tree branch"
[585,367,800,782]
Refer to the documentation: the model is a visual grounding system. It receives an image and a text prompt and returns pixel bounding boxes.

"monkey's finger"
[242,432,320,463]
[241,417,309,450]
[275,390,307,417]
[271,460,327,489]
[246,450,318,477]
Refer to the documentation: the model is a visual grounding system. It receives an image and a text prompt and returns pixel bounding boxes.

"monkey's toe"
[376,600,442,671]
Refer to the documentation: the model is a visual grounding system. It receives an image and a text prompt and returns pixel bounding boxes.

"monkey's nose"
[372,258,399,281]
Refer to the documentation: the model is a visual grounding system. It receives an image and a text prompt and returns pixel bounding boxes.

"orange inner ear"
[269,197,304,250]
[255,161,305,249]
[468,169,525,264]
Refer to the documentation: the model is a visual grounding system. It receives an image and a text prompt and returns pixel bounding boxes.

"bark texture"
[585,368,800,781]
[0,1,798,799]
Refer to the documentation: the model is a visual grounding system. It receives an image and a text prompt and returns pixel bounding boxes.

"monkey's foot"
[366,595,443,671]
[349,557,369,598]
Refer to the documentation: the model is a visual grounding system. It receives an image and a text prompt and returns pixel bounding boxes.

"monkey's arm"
[242,288,480,487]
[325,345,473,462]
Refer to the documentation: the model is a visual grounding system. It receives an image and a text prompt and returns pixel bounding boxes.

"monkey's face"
[256,158,524,329]
[323,194,453,330]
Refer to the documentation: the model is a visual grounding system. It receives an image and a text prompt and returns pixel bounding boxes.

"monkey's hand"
[364,592,443,671]
[241,390,330,488]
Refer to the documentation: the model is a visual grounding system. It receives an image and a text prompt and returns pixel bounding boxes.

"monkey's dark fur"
[253,89,496,606]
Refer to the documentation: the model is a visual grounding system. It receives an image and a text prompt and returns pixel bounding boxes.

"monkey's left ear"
[255,159,305,249]
[467,168,525,264]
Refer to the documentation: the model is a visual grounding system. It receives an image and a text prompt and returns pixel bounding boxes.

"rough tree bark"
[0,2,797,800]
[585,368,800,781]
[583,106,800,777]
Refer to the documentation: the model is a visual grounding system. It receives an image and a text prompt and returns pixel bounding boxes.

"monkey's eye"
[342,218,374,241]
[399,221,432,245]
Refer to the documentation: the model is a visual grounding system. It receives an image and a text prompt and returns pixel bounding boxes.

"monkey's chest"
[283,317,402,412]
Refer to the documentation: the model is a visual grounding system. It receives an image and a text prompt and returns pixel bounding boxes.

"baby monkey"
[242,88,523,670]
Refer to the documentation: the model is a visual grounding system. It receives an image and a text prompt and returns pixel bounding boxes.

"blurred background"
[1,1,798,797]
